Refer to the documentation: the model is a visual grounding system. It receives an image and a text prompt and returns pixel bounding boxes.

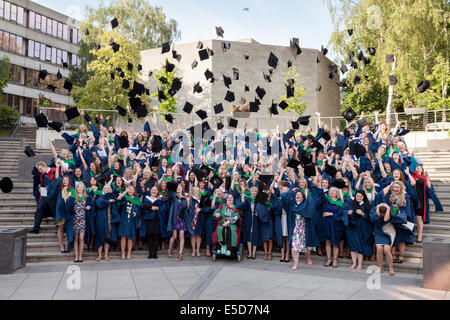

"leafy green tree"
[82,0,180,51]
[278,66,307,115]
[0,104,19,128]
[151,61,179,122]
[325,0,449,123]
[68,41,96,88]
[0,56,11,95]
[71,29,151,113]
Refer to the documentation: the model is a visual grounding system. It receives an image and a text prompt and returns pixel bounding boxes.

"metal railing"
[10,114,21,137]
[35,106,450,134]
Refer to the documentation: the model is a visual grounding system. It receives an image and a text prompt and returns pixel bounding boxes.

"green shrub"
[0,104,20,128]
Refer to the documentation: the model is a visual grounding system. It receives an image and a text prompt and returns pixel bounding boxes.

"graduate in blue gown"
[117,185,141,260]
[54,174,72,253]
[93,184,119,261]
[345,191,374,270]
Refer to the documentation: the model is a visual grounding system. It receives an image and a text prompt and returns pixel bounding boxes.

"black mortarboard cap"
[297,115,310,126]
[291,121,299,130]
[287,60,292,68]
[334,146,344,156]
[244,85,249,92]
[166,181,178,192]
[300,151,311,165]
[304,165,316,177]
[207,48,214,56]
[165,114,173,124]
[172,50,181,62]
[196,41,203,49]
[351,61,358,69]
[38,69,48,81]
[128,117,132,124]
[321,45,328,56]
[268,52,278,69]
[249,102,259,112]
[217,122,224,130]
[396,128,410,137]
[210,175,223,189]
[196,109,207,120]
[332,179,347,189]
[363,57,371,66]
[224,91,235,103]
[48,121,62,132]
[0,177,13,193]
[416,80,430,93]
[286,84,295,98]
[357,118,369,128]
[111,18,118,29]
[244,54,249,60]
[232,67,239,80]
[368,47,376,56]
[111,42,120,53]
[287,158,301,169]
[350,141,366,158]
[165,60,175,73]
[356,50,364,61]
[278,100,288,110]
[191,60,198,69]
[34,112,48,128]
[116,105,127,117]
[213,103,224,114]
[56,70,62,80]
[122,79,130,89]
[354,76,361,85]
[223,75,232,88]
[158,89,166,102]
[127,62,133,71]
[285,129,295,140]
[337,80,347,88]
[135,104,148,118]
[324,163,337,178]
[317,56,320,63]
[83,113,92,123]
[24,146,36,157]
[228,118,238,128]
[215,26,224,37]
[198,165,212,179]
[321,132,331,142]
[183,102,193,114]
[388,75,398,86]
[315,85,322,92]
[198,48,209,61]
[269,100,279,116]
[340,65,348,74]
[348,29,353,36]
[151,135,163,152]
[311,140,324,151]
[255,86,266,100]
[239,97,246,105]
[289,38,302,57]
[62,61,68,68]
[169,77,182,95]
[161,42,170,54]
[200,194,212,208]
[63,80,72,92]
[204,69,214,82]
[65,107,80,121]
[386,54,395,63]
[193,82,203,94]
[255,192,268,205]
[138,63,142,71]
[118,135,129,149]
[328,72,335,80]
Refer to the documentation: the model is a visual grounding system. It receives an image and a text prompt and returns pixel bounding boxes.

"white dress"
[281,209,288,237]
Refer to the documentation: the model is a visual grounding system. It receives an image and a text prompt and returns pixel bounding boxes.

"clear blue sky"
[34,0,334,51]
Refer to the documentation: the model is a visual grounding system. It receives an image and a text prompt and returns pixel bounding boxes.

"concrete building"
[0,0,81,123]
[140,38,340,131]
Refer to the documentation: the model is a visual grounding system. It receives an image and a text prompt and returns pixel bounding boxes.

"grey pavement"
[0,256,447,300]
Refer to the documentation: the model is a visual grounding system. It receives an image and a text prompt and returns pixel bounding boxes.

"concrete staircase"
[0,130,449,274]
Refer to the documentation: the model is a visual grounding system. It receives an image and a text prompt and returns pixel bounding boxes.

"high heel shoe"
[176,253,183,262]
[324,259,332,267]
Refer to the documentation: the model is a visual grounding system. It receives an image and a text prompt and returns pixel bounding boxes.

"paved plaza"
[0,256,448,300]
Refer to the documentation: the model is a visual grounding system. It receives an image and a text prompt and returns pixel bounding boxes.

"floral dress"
[175,200,187,231]
[291,214,306,252]
[73,200,86,236]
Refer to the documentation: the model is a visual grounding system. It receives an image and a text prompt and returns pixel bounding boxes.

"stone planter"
[232,111,250,118]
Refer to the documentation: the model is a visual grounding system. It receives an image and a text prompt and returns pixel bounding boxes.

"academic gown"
[93,193,120,248]
[317,197,348,247]
[384,191,415,245]
[370,205,407,246]
[287,195,320,248]
[345,200,374,256]
[166,190,193,236]
[117,197,141,240]
[140,196,167,239]
[236,197,264,246]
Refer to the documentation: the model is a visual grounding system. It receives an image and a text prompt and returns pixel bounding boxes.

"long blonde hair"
[75,183,87,202]
[389,181,406,208]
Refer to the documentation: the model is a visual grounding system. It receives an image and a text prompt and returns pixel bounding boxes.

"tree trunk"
[386,58,396,127]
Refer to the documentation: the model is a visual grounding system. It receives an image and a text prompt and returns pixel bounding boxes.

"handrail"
[10,114,21,137]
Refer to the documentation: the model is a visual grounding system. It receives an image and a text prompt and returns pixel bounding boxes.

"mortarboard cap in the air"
[259,174,273,185]
[286,84,295,98]
[311,140,324,151]
[368,47,376,56]
[161,42,170,54]
[268,52,278,69]
[204,69,214,82]
[183,102,193,114]
[63,80,73,93]
[127,62,133,71]
[166,181,179,192]
[122,79,130,89]
[48,121,62,132]
[151,135,163,152]
[416,80,430,93]
[111,42,120,53]
[386,54,395,63]
[165,114,173,124]
[217,122,224,130]
[118,135,129,149]
[354,75,361,85]
[388,75,398,86]
[304,165,316,177]
[223,75,232,88]
[172,50,181,62]
[315,85,322,92]
[232,67,239,80]
[62,61,69,68]
[249,102,259,112]
[321,45,328,56]
[228,118,238,128]
[269,100,279,116]
[244,85,250,92]
[116,105,127,117]
[200,194,212,208]
[128,117,132,124]
[34,112,48,128]
[324,163,337,178]
[356,50,364,61]
[65,107,80,121]
[215,26,224,37]
[135,104,148,118]
[396,128,410,137]
[198,165,212,179]
[297,115,310,126]
[210,175,224,189]
[213,103,224,114]
[224,91,235,103]
[348,29,353,36]
[193,82,203,94]
[285,129,295,140]
[321,132,331,141]
[337,80,347,88]
[340,65,348,74]
[332,179,347,189]
[255,86,266,100]
[191,60,198,69]
[287,158,301,169]
[300,151,311,165]
[111,18,118,29]
[56,70,62,80]
[196,109,207,120]
[198,48,209,61]
[165,60,175,72]
[0,177,13,193]
[289,38,302,57]
[24,146,36,157]
[291,121,299,130]
[278,100,288,110]
[350,141,366,158]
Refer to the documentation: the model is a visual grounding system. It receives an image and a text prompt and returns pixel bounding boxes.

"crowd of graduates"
[28,111,444,276]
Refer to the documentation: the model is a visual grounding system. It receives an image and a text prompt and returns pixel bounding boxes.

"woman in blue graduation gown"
[140,185,167,259]
[55,175,72,253]
[93,184,119,261]
[317,187,348,268]
[287,190,320,269]
[167,183,192,261]
[345,191,374,270]
[117,186,141,260]
[274,182,293,262]
[187,187,207,257]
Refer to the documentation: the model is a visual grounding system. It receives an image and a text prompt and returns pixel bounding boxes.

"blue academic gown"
[287,195,321,248]
[317,197,348,247]
[93,192,120,248]
[236,197,264,246]
[140,195,168,239]
[384,192,415,245]
[117,197,141,240]
[370,205,407,246]
[166,190,193,236]
[345,200,374,256]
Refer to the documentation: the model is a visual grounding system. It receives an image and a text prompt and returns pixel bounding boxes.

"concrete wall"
[140,38,340,132]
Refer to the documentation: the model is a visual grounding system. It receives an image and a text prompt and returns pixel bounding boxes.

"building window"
[51,47,56,64]
[2,31,8,51]
[29,11,35,29]
[34,40,39,58]
[40,43,45,60]
[63,24,68,41]
[41,16,47,33]
[35,13,41,31]
[47,18,52,35]
[71,28,78,44]
[4,1,9,20]
[16,35,22,54]
[62,51,68,65]
[46,46,51,62]
[17,6,23,25]
[52,19,57,37]
[57,22,62,38]
[56,49,62,65]
[10,3,16,22]
[0,1,4,19]
[9,33,15,51]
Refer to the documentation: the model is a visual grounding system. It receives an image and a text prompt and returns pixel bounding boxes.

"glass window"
[17,7,23,25]
[46,46,51,61]
[9,34,15,52]
[0,1,4,19]
[51,47,56,64]
[4,1,10,20]
[29,11,35,29]
[62,51,68,65]
[71,28,78,43]
[14,65,23,84]
[56,49,62,65]
[34,41,39,58]
[25,69,33,87]
[47,18,52,35]
[10,4,16,22]
[52,20,57,37]
[16,36,22,55]
[40,43,45,60]
[35,14,41,31]
[28,40,34,57]
[78,31,82,43]
[57,22,62,38]
[71,53,76,66]
[63,24,68,41]
[2,32,9,51]
[41,16,46,33]
[33,70,38,87]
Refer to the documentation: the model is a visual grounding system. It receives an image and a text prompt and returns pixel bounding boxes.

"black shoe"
[28,229,39,234]
[153,254,158,259]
